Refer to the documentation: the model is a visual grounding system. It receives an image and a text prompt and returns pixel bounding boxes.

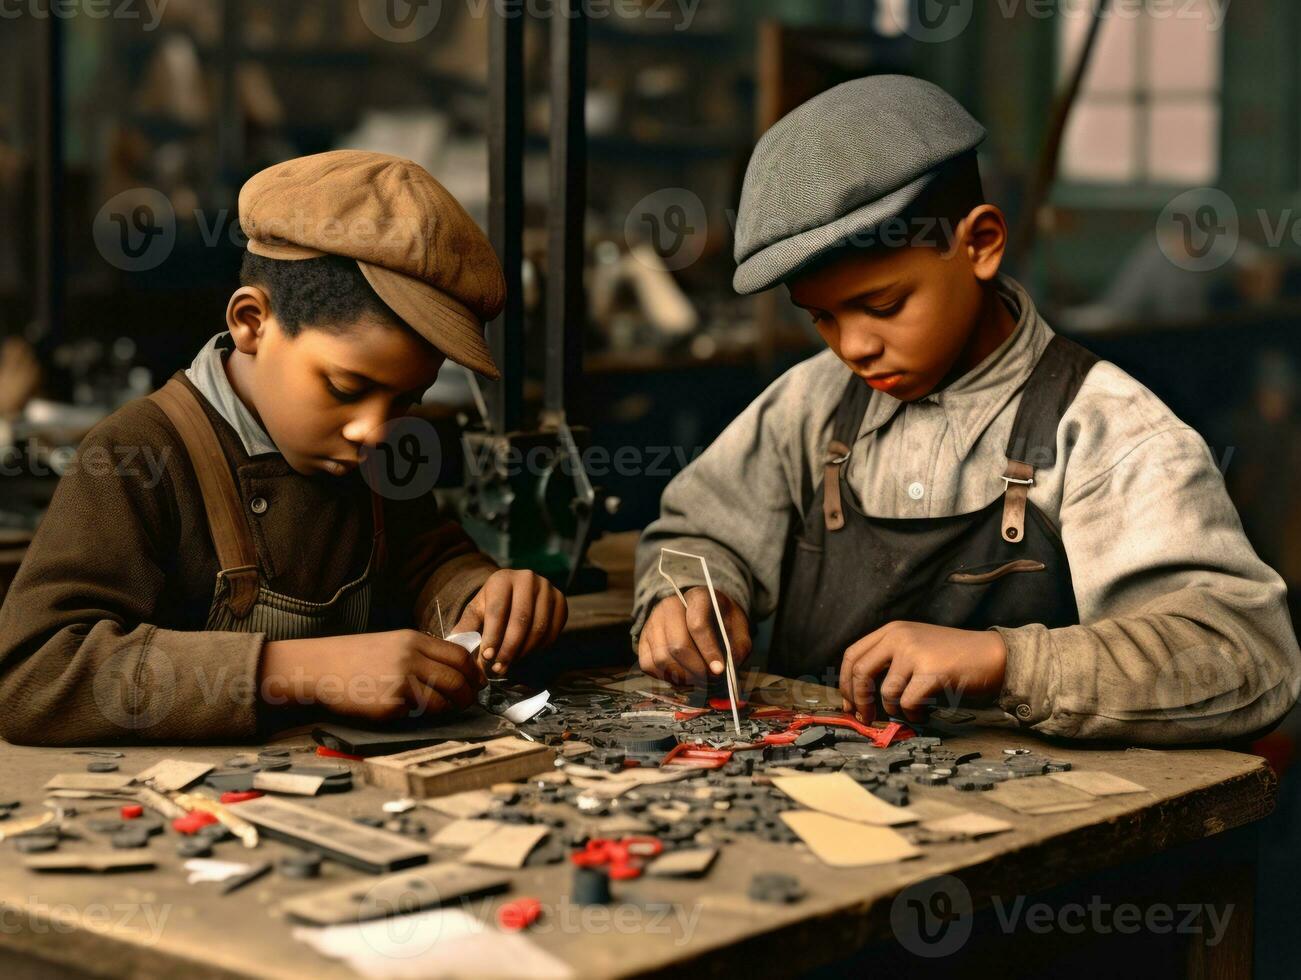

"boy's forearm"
[994,586,1301,742]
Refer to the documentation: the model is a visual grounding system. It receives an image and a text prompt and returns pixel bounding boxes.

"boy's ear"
[957,204,1008,283]
[226,287,273,353]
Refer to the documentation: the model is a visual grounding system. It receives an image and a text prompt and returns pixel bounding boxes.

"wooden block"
[364,737,555,799]
[431,819,503,849]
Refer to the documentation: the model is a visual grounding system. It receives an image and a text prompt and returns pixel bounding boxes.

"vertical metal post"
[216,0,245,195]
[486,3,525,434]
[544,0,587,423]
[34,11,64,345]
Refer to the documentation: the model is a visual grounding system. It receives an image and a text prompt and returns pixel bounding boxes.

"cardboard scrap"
[252,771,325,796]
[420,789,495,820]
[1048,770,1148,796]
[920,812,1014,839]
[24,852,158,873]
[44,773,135,792]
[133,759,214,792]
[772,773,915,827]
[780,811,921,867]
[432,819,504,849]
[987,778,1096,815]
[461,824,549,869]
[647,847,718,878]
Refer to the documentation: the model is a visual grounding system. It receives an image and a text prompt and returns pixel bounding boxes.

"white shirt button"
[907,482,925,500]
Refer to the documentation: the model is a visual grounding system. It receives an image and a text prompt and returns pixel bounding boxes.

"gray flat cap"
[732,74,986,295]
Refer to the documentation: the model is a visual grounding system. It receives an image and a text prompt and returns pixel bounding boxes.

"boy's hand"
[261,630,485,723]
[838,621,1007,723]
[638,588,751,686]
[450,570,567,677]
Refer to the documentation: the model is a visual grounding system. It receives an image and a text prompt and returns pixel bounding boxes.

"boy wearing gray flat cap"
[633,75,1300,743]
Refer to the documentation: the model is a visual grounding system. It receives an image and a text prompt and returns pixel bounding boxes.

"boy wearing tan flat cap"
[0,151,565,745]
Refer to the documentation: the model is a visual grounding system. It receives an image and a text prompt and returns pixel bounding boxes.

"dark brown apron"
[149,379,387,640]
[770,335,1099,683]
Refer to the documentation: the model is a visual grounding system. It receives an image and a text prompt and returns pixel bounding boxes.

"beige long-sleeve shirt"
[633,276,1301,743]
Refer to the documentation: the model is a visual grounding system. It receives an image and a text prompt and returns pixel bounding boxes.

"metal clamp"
[1000,474,1035,486]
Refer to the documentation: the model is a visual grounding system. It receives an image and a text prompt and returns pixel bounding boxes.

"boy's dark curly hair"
[239,252,404,337]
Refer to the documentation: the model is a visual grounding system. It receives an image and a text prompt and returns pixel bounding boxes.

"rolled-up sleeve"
[995,426,1301,743]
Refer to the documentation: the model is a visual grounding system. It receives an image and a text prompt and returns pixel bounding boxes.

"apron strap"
[821,373,873,531]
[149,379,260,619]
[1000,335,1100,543]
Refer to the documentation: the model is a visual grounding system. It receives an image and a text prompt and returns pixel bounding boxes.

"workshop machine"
[458,0,615,594]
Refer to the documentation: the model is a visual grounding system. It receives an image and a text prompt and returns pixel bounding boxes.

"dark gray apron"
[770,335,1099,681]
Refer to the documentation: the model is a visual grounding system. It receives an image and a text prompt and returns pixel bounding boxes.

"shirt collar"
[855,275,1053,462]
[184,333,280,458]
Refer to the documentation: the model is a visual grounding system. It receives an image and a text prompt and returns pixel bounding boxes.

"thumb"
[448,597,484,636]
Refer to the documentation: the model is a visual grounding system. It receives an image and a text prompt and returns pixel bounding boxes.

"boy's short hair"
[239,252,404,338]
[789,151,986,282]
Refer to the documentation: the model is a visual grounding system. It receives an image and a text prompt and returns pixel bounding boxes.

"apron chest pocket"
[947,558,1046,585]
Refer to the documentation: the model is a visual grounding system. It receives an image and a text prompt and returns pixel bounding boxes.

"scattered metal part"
[86,761,119,774]
[279,851,324,879]
[219,860,272,895]
[748,872,804,904]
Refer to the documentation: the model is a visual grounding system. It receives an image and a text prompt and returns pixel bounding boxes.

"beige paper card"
[44,773,135,792]
[133,759,214,792]
[987,778,1096,815]
[647,848,718,878]
[1049,770,1147,796]
[773,773,915,826]
[781,811,921,867]
[252,772,325,796]
[420,789,495,819]
[921,812,1014,838]
[462,824,549,869]
[432,819,504,849]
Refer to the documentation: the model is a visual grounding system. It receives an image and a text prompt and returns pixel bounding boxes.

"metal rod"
[486,4,525,434]
[544,0,587,422]
[34,11,64,346]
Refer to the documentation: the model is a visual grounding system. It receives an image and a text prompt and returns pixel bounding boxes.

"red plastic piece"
[708,697,748,712]
[316,745,364,761]
[172,810,219,835]
[219,791,264,805]
[120,804,143,820]
[570,836,664,880]
[673,708,711,721]
[734,714,914,751]
[660,742,732,770]
[497,898,543,931]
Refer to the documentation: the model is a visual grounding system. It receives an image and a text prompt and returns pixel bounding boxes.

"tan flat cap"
[239,150,505,379]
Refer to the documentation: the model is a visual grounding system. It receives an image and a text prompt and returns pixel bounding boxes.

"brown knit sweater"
[0,371,498,745]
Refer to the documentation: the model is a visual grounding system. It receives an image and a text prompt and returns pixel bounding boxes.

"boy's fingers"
[877,661,912,719]
[477,574,513,662]
[684,591,725,677]
[411,659,476,709]
[726,605,753,666]
[899,673,937,723]
[414,635,483,688]
[521,587,553,658]
[545,591,568,648]
[404,675,452,716]
[846,645,894,722]
[449,597,485,636]
[489,575,537,675]
[663,601,710,683]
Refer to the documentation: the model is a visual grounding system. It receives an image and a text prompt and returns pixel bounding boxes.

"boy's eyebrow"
[790,281,901,311]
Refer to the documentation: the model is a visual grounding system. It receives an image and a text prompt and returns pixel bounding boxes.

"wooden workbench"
[0,679,1275,979]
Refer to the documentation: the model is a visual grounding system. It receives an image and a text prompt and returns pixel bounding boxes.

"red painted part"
[660,742,732,769]
[316,745,364,761]
[708,698,748,712]
[570,836,664,878]
[497,898,543,931]
[674,708,711,721]
[219,791,265,805]
[120,804,143,820]
[172,811,219,835]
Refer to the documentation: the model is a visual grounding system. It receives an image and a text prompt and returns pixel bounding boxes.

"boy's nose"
[837,325,885,365]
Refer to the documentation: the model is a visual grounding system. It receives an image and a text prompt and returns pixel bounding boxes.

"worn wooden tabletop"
[0,687,1276,979]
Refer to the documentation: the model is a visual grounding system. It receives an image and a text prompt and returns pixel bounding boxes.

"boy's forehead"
[788,247,916,306]
[298,320,444,385]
